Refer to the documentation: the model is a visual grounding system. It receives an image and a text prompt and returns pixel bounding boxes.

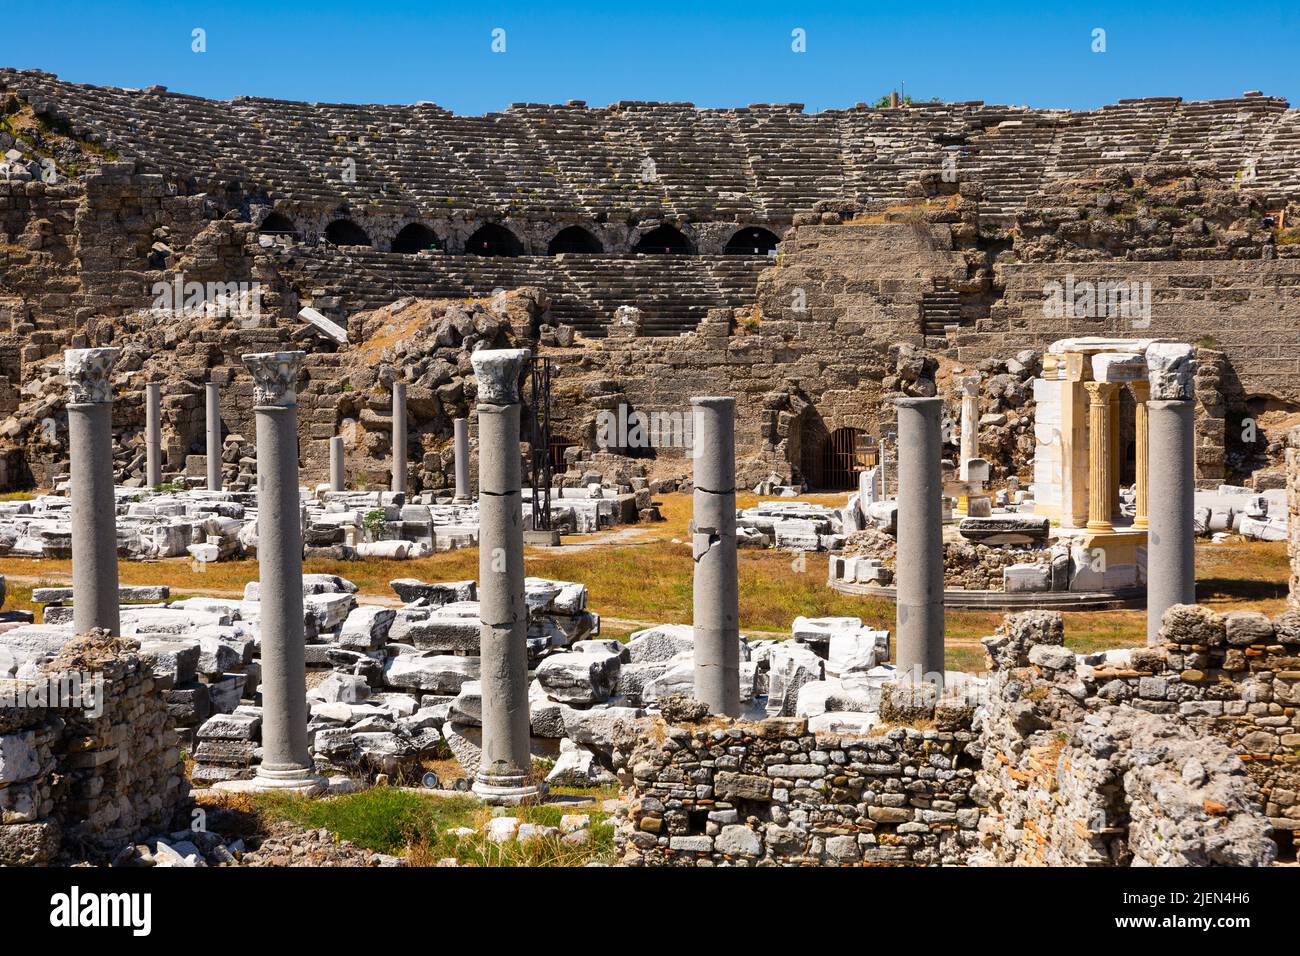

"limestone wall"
[1289,426,1300,609]
[0,632,190,865]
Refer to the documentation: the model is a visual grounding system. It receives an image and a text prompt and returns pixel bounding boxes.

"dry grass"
[0,494,1289,672]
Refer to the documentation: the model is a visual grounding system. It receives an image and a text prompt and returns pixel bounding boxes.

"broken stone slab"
[957,514,1051,544]
[243,574,358,600]
[389,579,477,605]
[557,704,641,752]
[31,584,170,604]
[535,651,620,705]
[338,606,396,651]
[765,642,825,717]
[625,623,695,664]
[1004,563,1052,593]
[546,739,618,787]
[195,712,261,741]
[298,306,349,345]
[382,654,479,694]
[826,628,890,676]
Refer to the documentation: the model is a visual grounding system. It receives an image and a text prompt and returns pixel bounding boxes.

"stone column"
[894,397,945,683]
[1109,391,1121,518]
[1146,344,1198,646]
[205,382,222,492]
[691,396,741,716]
[470,349,543,805]
[329,435,345,492]
[1084,382,1120,534]
[453,416,471,502]
[243,351,323,794]
[391,381,408,495]
[878,435,888,498]
[144,382,162,488]
[66,348,121,636]
[956,375,980,479]
[1129,380,1150,530]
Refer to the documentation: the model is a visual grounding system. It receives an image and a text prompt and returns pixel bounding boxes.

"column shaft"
[391,381,408,495]
[453,417,471,501]
[894,397,944,681]
[144,382,162,488]
[205,382,222,491]
[691,397,740,716]
[1130,381,1150,530]
[1146,399,1196,645]
[1084,382,1119,533]
[69,400,120,635]
[329,435,345,492]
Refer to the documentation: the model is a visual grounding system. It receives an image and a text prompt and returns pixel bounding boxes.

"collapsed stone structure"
[3,71,1299,495]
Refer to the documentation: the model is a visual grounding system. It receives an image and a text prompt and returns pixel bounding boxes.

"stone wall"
[1289,425,1300,609]
[0,631,190,865]
[614,605,1292,866]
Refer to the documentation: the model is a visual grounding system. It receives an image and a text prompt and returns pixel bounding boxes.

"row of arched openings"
[261,217,779,257]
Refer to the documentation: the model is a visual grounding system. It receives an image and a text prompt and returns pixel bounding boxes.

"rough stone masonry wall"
[0,632,190,865]
[615,605,1292,866]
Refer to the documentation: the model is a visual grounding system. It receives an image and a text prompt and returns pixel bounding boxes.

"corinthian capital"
[471,348,530,406]
[242,351,304,407]
[64,348,119,404]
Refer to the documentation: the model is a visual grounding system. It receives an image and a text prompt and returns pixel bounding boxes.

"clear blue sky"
[3,1,1296,114]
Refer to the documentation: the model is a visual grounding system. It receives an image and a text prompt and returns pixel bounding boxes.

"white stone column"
[144,382,162,488]
[453,416,471,502]
[894,397,945,683]
[1146,344,1198,646]
[205,382,222,491]
[391,381,408,495]
[66,348,121,636]
[691,396,741,716]
[243,351,324,794]
[470,349,544,805]
[956,375,980,480]
[329,435,345,492]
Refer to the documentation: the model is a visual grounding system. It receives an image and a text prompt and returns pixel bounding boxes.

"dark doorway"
[258,212,298,239]
[325,219,371,247]
[548,226,603,254]
[391,222,440,254]
[725,227,779,255]
[549,436,576,473]
[465,223,524,256]
[632,224,692,254]
[820,427,862,490]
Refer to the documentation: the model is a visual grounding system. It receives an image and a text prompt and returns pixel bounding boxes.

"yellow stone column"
[1084,381,1120,534]
[1129,380,1150,530]
[1109,391,1121,518]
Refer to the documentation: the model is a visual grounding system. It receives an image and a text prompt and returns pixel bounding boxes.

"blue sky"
[3,1,1297,114]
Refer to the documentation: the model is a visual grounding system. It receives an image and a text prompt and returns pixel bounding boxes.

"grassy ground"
[216,786,617,866]
[0,493,1290,672]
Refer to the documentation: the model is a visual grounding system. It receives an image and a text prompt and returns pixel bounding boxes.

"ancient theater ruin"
[1,69,1299,867]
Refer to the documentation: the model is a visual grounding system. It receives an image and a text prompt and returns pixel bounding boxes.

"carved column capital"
[242,351,304,408]
[471,348,529,406]
[64,348,119,404]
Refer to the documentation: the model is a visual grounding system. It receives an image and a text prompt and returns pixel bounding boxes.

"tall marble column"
[66,348,121,636]
[691,396,741,716]
[894,397,945,682]
[1129,380,1150,530]
[470,349,543,805]
[205,382,223,491]
[329,435,345,492]
[956,375,980,479]
[453,417,471,502]
[144,382,162,488]
[242,351,324,794]
[1084,381,1119,534]
[1145,344,1198,646]
[391,381,408,495]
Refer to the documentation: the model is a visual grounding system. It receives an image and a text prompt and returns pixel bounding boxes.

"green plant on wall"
[363,508,388,540]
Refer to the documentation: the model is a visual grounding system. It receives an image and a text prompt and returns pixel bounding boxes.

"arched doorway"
[632,224,692,254]
[325,219,371,247]
[725,227,779,255]
[820,427,862,490]
[391,222,440,254]
[548,226,603,254]
[465,223,524,257]
[258,212,299,240]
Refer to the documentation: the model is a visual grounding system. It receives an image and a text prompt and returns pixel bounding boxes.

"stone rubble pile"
[1192,484,1288,542]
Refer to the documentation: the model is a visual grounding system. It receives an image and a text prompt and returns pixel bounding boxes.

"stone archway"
[724,226,779,255]
[258,211,299,239]
[325,218,371,247]
[547,226,603,254]
[391,222,440,254]
[465,223,524,256]
[818,427,862,490]
[632,224,693,255]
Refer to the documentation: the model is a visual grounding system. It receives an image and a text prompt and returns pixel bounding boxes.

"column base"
[453,495,474,505]
[473,769,547,807]
[1084,521,1114,534]
[213,765,327,797]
